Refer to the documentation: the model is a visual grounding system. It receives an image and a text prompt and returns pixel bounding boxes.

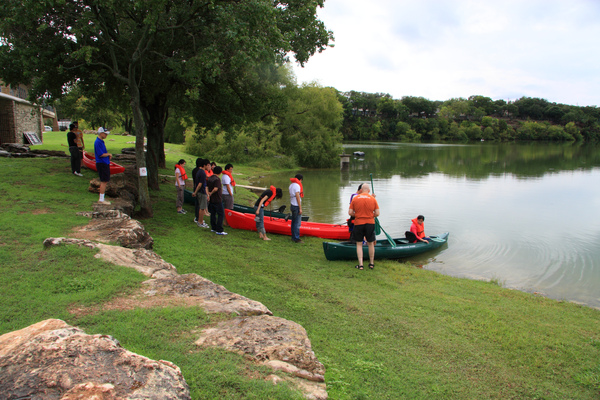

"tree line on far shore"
[337,92,600,143]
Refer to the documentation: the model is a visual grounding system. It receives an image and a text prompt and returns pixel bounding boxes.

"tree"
[278,84,343,167]
[0,0,332,217]
[401,96,437,117]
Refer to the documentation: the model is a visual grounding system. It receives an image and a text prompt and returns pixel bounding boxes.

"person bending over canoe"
[254,186,283,241]
[348,183,380,270]
[409,215,431,243]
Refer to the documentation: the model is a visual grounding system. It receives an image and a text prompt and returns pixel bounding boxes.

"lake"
[253,142,600,309]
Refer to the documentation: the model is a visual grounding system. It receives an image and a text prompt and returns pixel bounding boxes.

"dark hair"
[69,123,75,131]
[195,157,203,167]
[275,188,283,199]
[213,166,222,175]
[295,174,303,180]
[417,215,425,221]
[177,159,185,165]
[211,161,216,167]
[201,158,210,167]
[225,163,233,170]
[357,184,363,192]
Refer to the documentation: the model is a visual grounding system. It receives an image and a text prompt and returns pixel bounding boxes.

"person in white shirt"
[288,174,303,243]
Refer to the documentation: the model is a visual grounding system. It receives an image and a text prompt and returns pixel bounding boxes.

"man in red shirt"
[348,183,380,270]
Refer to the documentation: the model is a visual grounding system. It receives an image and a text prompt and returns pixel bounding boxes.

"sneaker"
[216,231,228,235]
[74,172,83,177]
[210,229,216,232]
[198,222,210,228]
[98,200,111,205]
[194,218,198,223]
[177,210,186,214]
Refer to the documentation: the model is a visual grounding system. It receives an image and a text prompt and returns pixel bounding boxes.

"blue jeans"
[291,205,301,241]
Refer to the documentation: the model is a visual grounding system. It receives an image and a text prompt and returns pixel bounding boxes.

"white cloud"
[293,0,600,106]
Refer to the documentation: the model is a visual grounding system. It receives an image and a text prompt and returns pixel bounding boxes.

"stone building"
[0,80,57,145]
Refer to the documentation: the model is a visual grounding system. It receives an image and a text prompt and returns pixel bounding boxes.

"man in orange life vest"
[289,174,303,243]
[348,183,380,270]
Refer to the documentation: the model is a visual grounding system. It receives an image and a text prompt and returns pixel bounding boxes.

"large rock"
[143,273,273,316]
[73,209,153,249]
[0,319,190,400]
[196,315,325,382]
[43,238,173,277]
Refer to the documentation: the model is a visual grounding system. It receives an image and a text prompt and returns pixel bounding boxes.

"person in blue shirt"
[94,127,112,204]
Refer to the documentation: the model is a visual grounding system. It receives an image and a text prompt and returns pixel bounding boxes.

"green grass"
[1,140,600,399]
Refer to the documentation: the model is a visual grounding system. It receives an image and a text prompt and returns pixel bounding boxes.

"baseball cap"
[98,127,110,134]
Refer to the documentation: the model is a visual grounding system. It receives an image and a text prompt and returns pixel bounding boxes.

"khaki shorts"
[197,193,208,209]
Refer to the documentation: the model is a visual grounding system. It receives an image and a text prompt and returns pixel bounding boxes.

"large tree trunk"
[128,80,153,218]
[142,95,167,191]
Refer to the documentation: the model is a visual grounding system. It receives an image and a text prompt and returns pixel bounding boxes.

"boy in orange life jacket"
[348,183,380,270]
[409,215,430,243]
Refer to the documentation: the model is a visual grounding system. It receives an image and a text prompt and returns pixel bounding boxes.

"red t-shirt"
[349,193,379,225]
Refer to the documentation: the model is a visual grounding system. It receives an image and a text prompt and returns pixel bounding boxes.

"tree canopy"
[0,0,333,216]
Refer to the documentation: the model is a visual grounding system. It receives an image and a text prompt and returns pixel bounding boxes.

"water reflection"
[253,142,600,309]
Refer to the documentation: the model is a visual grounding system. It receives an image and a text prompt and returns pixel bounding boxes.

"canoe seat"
[395,239,410,244]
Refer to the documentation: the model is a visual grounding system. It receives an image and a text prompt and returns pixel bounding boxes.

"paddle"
[370,173,396,247]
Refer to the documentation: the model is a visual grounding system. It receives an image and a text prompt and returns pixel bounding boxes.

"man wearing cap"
[94,127,112,204]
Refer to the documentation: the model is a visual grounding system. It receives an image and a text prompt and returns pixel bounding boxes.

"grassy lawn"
[1,133,599,399]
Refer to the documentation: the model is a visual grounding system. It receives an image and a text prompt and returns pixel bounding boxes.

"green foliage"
[164,117,187,144]
[333,90,599,143]
[186,83,344,169]
[185,123,297,170]
[278,84,343,168]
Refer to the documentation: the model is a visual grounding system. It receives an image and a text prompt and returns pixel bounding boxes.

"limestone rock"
[0,319,190,400]
[76,210,153,249]
[88,177,126,197]
[143,273,272,316]
[196,315,325,381]
[43,238,175,277]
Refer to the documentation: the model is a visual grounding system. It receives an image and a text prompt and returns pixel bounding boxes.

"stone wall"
[14,102,43,144]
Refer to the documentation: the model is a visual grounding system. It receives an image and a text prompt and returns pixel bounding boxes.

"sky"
[291,0,600,107]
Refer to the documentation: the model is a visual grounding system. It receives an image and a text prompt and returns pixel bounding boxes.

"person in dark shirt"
[207,166,227,235]
[254,186,283,241]
[67,123,83,176]
[192,158,210,228]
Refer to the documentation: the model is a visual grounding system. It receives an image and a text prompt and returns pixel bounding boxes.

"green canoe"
[322,232,449,261]
[184,189,309,221]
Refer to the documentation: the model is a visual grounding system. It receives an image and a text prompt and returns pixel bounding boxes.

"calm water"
[254,142,600,309]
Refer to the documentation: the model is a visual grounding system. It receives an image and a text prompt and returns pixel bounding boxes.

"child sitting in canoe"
[406,215,431,243]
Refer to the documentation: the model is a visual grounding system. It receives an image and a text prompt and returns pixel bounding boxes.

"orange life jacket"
[175,164,187,181]
[264,185,277,207]
[289,177,304,197]
[222,170,236,186]
[411,218,425,238]
[206,169,213,177]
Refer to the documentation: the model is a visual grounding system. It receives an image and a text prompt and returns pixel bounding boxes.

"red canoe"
[225,210,351,240]
[82,151,125,174]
